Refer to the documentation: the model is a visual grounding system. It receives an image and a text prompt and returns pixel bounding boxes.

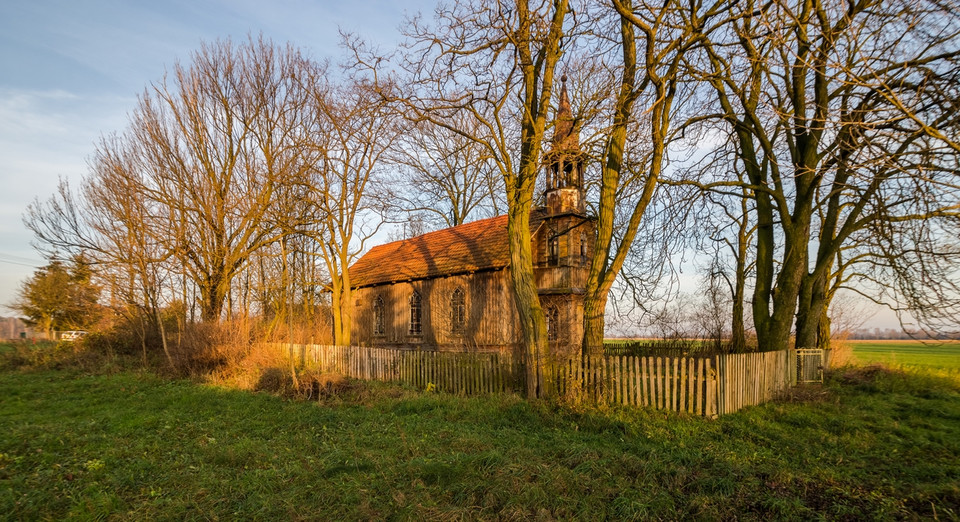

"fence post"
[706,358,717,418]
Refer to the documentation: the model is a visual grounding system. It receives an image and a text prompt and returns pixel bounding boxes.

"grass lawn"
[1,361,959,520]
[849,340,960,370]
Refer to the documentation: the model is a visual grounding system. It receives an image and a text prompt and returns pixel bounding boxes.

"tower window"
[451,287,466,335]
[563,161,574,185]
[580,233,587,262]
[373,296,385,336]
[409,291,422,336]
[548,235,559,266]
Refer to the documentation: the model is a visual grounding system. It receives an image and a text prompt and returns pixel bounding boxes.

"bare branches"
[675,0,960,346]
[25,37,327,324]
[298,70,403,345]
[389,118,505,229]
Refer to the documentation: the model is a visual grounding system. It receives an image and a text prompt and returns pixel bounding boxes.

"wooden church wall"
[540,293,585,357]
[351,270,521,352]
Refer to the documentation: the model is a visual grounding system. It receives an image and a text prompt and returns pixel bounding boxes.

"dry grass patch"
[776,383,833,404]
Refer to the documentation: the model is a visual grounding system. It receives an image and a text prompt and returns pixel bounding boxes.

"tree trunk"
[199,272,227,323]
[749,164,776,347]
[731,292,746,352]
[507,203,547,399]
[817,307,832,351]
[154,303,173,370]
[796,269,829,349]
[581,292,607,361]
[336,286,353,346]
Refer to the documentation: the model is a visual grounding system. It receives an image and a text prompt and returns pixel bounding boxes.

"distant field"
[848,340,960,370]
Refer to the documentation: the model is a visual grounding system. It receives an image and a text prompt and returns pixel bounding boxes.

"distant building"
[0,316,28,340]
[348,78,595,355]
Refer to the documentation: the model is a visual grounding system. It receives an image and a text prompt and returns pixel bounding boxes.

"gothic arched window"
[548,235,560,266]
[373,296,385,336]
[546,306,560,341]
[451,287,466,335]
[409,291,422,336]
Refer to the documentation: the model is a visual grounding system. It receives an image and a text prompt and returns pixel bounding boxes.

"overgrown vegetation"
[1,341,957,519]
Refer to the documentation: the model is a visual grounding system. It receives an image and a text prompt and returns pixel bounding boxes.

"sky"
[0,0,434,313]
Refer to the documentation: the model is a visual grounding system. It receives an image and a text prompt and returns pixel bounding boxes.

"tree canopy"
[12,257,101,338]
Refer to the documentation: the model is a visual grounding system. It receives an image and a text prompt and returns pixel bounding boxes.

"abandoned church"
[348,80,595,355]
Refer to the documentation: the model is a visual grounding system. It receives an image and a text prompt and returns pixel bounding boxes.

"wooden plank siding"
[351,268,587,357]
[273,344,797,416]
[351,270,521,352]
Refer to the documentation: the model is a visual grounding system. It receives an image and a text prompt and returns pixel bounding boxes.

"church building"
[348,79,595,355]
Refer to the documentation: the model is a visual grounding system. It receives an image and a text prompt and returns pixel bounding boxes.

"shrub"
[166,320,255,376]
[253,365,353,401]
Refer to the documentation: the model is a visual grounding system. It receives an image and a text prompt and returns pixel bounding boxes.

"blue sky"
[0,0,433,311]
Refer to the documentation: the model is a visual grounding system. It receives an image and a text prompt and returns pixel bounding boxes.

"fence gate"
[794,348,825,383]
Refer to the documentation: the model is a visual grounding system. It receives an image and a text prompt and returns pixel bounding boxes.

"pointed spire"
[552,75,578,149]
[557,75,572,120]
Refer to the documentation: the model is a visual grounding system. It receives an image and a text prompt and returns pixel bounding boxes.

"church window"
[548,235,559,266]
[579,233,587,262]
[409,291,422,335]
[546,306,560,341]
[451,287,466,335]
[373,296,385,336]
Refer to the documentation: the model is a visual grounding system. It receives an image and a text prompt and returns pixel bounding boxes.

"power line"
[0,258,39,268]
[0,253,41,268]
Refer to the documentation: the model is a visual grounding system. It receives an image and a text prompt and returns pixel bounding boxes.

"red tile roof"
[350,213,543,288]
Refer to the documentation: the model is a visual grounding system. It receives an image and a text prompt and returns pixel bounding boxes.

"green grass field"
[1,352,959,519]
[849,340,960,370]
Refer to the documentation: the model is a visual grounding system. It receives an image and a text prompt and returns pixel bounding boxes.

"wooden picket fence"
[274,344,801,416]
[284,344,521,395]
[714,350,794,415]
[552,355,719,416]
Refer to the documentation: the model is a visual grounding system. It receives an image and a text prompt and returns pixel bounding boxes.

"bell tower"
[535,76,594,357]
[543,75,585,216]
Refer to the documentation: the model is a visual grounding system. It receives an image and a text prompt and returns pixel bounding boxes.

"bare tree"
[572,0,699,355]
[300,69,401,346]
[390,117,505,230]
[670,157,757,351]
[25,37,317,325]
[681,0,960,350]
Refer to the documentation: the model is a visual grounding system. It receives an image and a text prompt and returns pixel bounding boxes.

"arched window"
[546,306,560,341]
[579,232,587,262]
[563,160,574,185]
[373,296,385,336]
[451,287,466,335]
[548,235,559,266]
[409,291,422,335]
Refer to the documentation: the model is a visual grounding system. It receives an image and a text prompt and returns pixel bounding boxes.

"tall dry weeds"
[827,331,856,368]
